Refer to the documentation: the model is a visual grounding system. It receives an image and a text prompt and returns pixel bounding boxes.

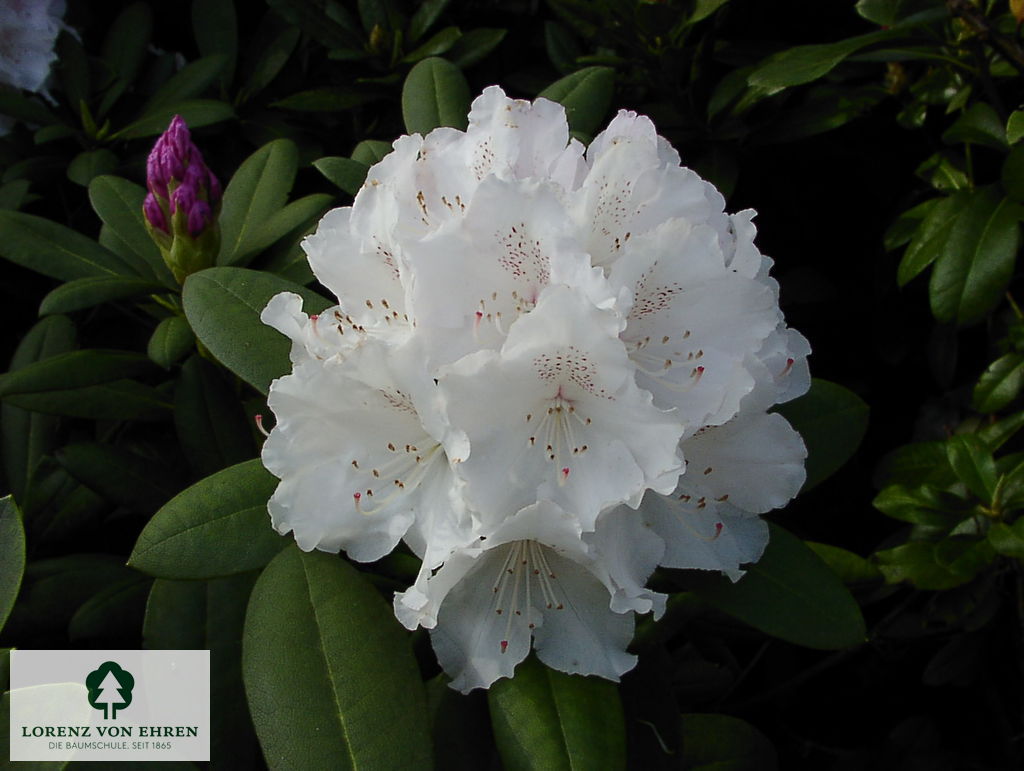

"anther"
[254,414,271,437]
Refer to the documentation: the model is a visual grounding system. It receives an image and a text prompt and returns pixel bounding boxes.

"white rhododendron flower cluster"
[0,0,65,95]
[260,87,810,692]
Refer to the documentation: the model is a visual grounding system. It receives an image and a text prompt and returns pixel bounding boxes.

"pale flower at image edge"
[260,85,810,692]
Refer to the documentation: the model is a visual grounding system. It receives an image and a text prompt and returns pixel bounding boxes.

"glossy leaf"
[182,267,330,394]
[775,378,868,492]
[1,315,76,503]
[351,139,393,166]
[545,22,583,75]
[805,542,883,585]
[488,655,626,771]
[679,713,777,771]
[873,483,968,527]
[193,0,238,88]
[238,24,301,103]
[929,187,1022,326]
[270,87,374,112]
[88,175,174,284]
[447,28,507,69]
[538,66,615,136]
[130,459,282,579]
[0,210,142,280]
[875,541,975,590]
[174,355,254,477]
[145,573,260,768]
[57,441,180,514]
[973,353,1024,413]
[242,546,432,769]
[942,102,1007,151]
[69,576,151,641]
[313,156,369,196]
[102,2,152,85]
[748,31,890,92]
[988,519,1024,559]
[403,26,462,63]
[1001,144,1024,203]
[897,194,962,286]
[4,380,170,421]
[0,349,153,399]
[67,149,118,187]
[885,198,936,252]
[408,0,450,42]
[218,139,299,266]
[1008,110,1024,145]
[401,56,471,134]
[0,497,26,634]
[148,317,195,369]
[114,99,235,140]
[144,55,228,113]
[39,275,165,316]
[946,435,998,503]
[685,523,867,650]
[249,193,332,259]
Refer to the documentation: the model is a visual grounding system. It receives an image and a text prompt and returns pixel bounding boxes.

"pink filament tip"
[254,414,270,437]
[713,522,723,539]
[500,640,508,654]
[781,357,795,376]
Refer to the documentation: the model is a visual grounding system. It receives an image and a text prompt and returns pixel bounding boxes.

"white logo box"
[9,649,210,762]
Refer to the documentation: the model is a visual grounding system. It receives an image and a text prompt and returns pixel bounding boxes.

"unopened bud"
[143,115,221,283]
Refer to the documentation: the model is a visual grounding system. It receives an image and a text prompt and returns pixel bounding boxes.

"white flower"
[261,86,810,690]
[0,0,65,96]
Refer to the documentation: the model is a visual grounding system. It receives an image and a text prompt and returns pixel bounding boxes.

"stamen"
[780,357,795,377]
[254,414,270,437]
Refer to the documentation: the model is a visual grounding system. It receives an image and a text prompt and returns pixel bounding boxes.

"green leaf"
[488,655,626,771]
[403,26,462,63]
[875,541,973,589]
[805,542,883,585]
[401,56,471,134]
[238,24,301,103]
[897,194,963,286]
[193,0,238,89]
[884,198,936,252]
[39,275,166,316]
[130,459,282,579]
[145,573,260,769]
[447,28,507,69]
[873,483,969,527]
[148,316,195,369]
[946,434,998,503]
[174,355,255,477]
[4,379,170,421]
[67,149,119,187]
[748,31,890,92]
[0,349,152,398]
[0,210,142,280]
[0,90,59,125]
[249,193,333,260]
[57,441,180,514]
[874,440,955,488]
[351,139,393,166]
[102,2,153,86]
[263,0,362,51]
[182,267,330,394]
[692,0,732,23]
[242,545,432,769]
[408,0,450,43]
[0,179,29,210]
[0,349,153,399]
[774,378,868,492]
[88,175,175,284]
[978,411,1024,449]
[538,66,615,136]
[217,139,299,266]
[942,102,1007,151]
[1001,144,1024,203]
[0,497,26,634]
[1,315,76,503]
[114,99,235,139]
[1008,110,1024,145]
[313,156,369,195]
[679,713,777,771]
[929,187,1022,326]
[685,523,867,650]
[3,554,136,638]
[69,576,151,641]
[545,22,583,75]
[973,353,1024,413]
[143,54,229,113]
[988,519,1024,559]
[270,87,375,112]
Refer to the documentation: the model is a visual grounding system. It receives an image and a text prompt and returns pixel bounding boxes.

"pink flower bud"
[143,191,168,234]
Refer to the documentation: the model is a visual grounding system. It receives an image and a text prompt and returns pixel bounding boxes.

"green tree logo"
[86,661,135,719]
